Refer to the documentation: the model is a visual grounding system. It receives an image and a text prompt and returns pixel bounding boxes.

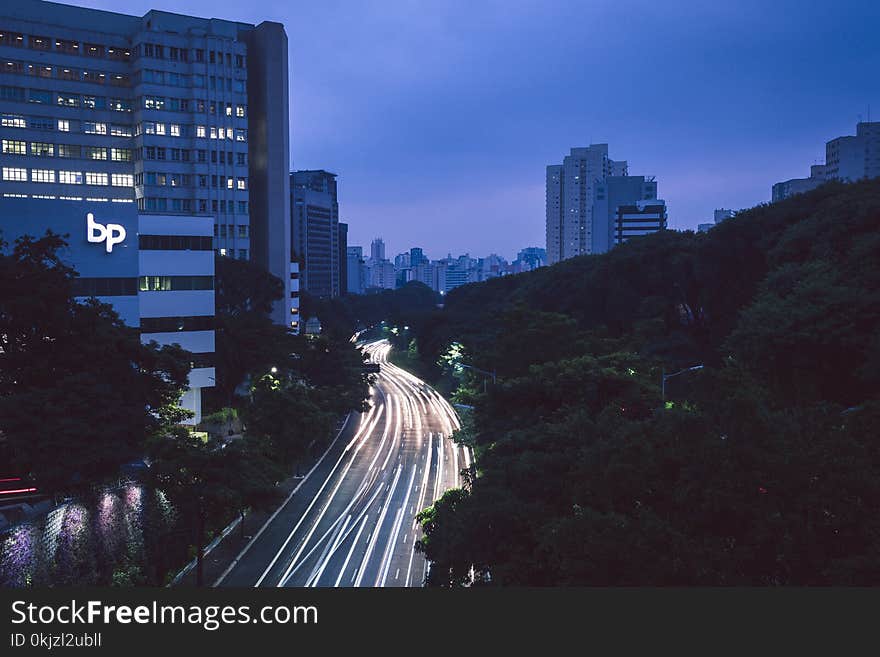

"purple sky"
[69,0,880,260]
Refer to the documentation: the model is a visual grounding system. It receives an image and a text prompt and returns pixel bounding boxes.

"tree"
[0,232,191,494]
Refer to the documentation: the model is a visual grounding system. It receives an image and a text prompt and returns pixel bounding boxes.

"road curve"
[216,338,470,587]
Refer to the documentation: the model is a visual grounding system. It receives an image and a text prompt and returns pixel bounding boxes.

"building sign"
[86,212,126,253]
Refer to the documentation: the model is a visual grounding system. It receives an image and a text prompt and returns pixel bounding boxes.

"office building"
[345,245,365,295]
[546,144,627,264]
[370,237,385,264]
[291,169,340,298]
[0,1,293,421]
[592,175,658,254]
[409,246,425,267]
[772,121,880,202]
[338,221,347,296]
[614,200,667,245]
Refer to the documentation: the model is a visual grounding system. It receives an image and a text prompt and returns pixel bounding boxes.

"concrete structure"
[291,169,340,298]
[409,246,425,267]
[370,237,385,264]
[614,200,667,245]
[698,208,735,233]
[772,122,880,202]
[546,144,627,264]
[345,245,365,295]
[0,1,294,333]
[592,175,658,254]
[337,221,347,296]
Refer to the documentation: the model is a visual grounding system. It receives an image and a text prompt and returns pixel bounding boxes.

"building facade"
[291,169,340,298]
[592,175,658,254]
[0,1,295,420]
[546,144,627,265]
[772,121,880,202]
[614,200,667,245]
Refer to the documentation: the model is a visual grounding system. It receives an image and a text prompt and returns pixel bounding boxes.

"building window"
[236,178,247,190]
[57,92,79,107]
[84,146,107,160]
[2,140,27,155]
[29,35,51,50]
[57,145,81,159]
[59,170,83,184]
[235,105,246,118]
[144,96,165,110]
[111,148,132,162]
[111,173,133,187]
[85,172,108,186]
[110,124,131,137]
[2,114,27,128]
[238,225,248,238]
[84,43,105,58]
[170,123,181,137]
[196,125,206,138]
[31,168,56,183]
[83,121,107,135]
[2,167,27,181]
[28,89,51,104]
[30,141,53,157]
[138,275,214,291]
[235,129,247,142]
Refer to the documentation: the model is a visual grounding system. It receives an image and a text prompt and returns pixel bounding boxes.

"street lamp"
[661,365,703,402]
[459,363,497,393]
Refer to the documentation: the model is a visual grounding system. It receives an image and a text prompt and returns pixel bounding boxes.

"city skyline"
[53,0,880,259]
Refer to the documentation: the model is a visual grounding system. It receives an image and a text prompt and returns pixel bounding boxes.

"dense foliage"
[413,180,880,585]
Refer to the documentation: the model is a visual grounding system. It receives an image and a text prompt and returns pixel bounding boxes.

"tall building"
[515,247,546,271]
[0,1,294,419]
[345,245,365,295]
[370,237,385,264]
[409,246,425,267]
[772,121,880,202]
[291,169,340,298]
[338,221,347,296]
[614,200,667,245]
[546,144,627,265]
[592,175,658,254]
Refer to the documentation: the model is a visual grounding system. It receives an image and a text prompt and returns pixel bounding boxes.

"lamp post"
[661,365,704,402]
[459,363,497,393]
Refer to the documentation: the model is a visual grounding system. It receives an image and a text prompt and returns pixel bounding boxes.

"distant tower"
[371,237,385,263]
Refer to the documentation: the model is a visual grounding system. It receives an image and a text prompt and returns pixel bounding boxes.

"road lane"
[216,338,470,588]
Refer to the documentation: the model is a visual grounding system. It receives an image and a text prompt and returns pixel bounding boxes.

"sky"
[67,0,880,260]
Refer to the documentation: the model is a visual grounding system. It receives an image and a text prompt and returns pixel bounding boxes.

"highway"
[216,338,471,587]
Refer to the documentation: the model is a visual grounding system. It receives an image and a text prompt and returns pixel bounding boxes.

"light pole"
[661,365,704,402]
[459,363,497,393]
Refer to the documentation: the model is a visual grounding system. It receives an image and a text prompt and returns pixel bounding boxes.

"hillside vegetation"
[411,180,880,585]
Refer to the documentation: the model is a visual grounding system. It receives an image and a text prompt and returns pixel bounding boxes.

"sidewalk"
[171,414,353,588]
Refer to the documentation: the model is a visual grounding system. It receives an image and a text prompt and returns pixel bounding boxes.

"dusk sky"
[71,0,880,260]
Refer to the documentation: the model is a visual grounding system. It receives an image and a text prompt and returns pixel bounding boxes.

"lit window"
[85,172,108,186]
[83,121,107,135]
[57,119,70,132]
[2,167,27,181]
[236,178,246,190]
[111,148,131,162]
[2,114,27,128]
[58,170,83,184]
[2,140,27,155]
[226,128,233,140]
[235,105,245,118]
[209,127,217,139]
[196,125,206,138]
[29,142,53,157]
[111,173,133,187]
[226,178,233,189]
[155,123,166,135]
[30,168,55,183]
[170,124,180,137]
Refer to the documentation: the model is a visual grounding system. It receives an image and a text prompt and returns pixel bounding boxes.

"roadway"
[216,338,470,587]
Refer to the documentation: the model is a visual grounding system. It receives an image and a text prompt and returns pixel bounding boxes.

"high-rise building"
[409,246,425,267]
[614,200,667,245]
[546,144,627,265]
[338,221,347,296]
[345,246,365,295]
[0,1,294,420]
[291,169,339,298]
[515,247,546,271]
[592,175,658,254]
[370,237,385,264]
[773,122,880,202]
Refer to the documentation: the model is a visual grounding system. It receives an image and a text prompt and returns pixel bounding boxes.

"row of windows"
[2,140,132,161]
[140,315,214,332]
[218,248,249,260]
[0,33,131,61]
[216,224,250,238]
[1,167,133,186]
[139,43,244,70]
[71,277,137,297]
[140,70,246,93]
[138,275,214,292]
[136,122,248,140]
[136,197,250,216]
[134,171,247,189]
[141,144,247,163]
[138,234,213,251]
[1,113,134,136]
[0,85,132,111]
[2,59,130,86]
[2,192,132,203]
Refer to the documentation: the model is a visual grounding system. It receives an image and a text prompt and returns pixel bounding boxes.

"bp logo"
[86,212,126,253]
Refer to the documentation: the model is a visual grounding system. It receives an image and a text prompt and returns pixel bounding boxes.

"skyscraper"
[546,145,627,264]
[291,169,340,298]
[370,237,385,264]
[345,245,365,295]
[0,0,294,419]
[338,221,348,296]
